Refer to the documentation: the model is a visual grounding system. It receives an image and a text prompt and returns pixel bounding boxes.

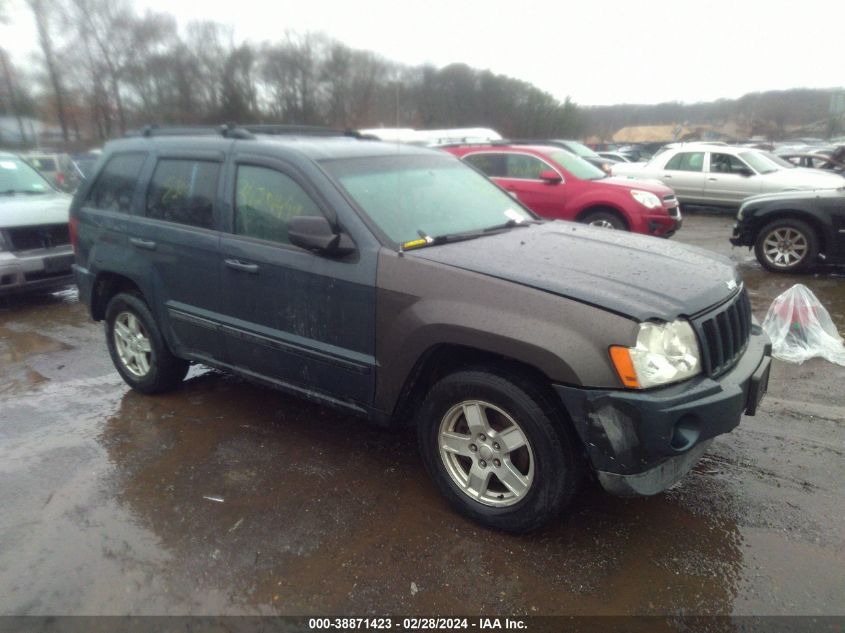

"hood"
[742,187,845,208]
[599,176,673,196]
[409,221,739,322]
[760,168,844,189]
[0,192,72,228]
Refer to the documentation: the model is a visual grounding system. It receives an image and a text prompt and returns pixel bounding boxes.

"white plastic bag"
[761,284,845,366]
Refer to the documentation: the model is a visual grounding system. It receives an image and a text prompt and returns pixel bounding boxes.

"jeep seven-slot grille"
[693,288,752,377]
[6,224,70,251]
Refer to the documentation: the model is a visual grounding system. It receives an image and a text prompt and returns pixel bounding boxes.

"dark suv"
[71,126,772,532]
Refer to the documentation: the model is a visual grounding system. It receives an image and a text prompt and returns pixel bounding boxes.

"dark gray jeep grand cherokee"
[71,126,771,532]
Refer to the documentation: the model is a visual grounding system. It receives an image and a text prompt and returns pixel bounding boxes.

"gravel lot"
[1,213,843,617]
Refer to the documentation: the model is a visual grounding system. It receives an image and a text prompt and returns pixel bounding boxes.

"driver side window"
[505,154,550,180]
[709,153,749,174]
[234,165,323,245]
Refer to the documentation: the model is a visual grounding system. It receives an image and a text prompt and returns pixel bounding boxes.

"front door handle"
[129,237,157,250]
[225,258,259,274]
[708,177,718,181]
[663,174,673,179]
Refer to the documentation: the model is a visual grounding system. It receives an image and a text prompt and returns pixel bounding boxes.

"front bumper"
[0,246,75,295]
[730,220,754,247]
[645,205,682,238]
[555,326,771,496]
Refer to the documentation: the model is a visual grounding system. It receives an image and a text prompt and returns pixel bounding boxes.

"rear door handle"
[663,174,672,179]
[225,258,259,274]
[708,177,718,181]
[129,237,157,250]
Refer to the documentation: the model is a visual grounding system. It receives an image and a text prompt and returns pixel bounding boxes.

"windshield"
[739,151,789,175]
[0,157,52,194]
[547,151,606,180]
[561,140,599,158]
[324,154,533,245]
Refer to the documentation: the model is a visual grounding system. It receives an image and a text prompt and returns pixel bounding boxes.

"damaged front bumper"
[555,326,771,497]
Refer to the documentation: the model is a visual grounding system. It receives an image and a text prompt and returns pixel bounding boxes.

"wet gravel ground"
[0,214,843,617]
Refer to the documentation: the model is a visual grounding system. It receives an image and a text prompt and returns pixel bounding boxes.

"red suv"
[444,144,682,237]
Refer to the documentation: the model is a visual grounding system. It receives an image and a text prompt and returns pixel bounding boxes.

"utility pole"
[0,47,27,145]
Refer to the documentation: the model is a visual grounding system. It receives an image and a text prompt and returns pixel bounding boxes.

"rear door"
[127,152,225,361]
[659,151,706,202]
[704,152,761,205]
[217,156,377,408]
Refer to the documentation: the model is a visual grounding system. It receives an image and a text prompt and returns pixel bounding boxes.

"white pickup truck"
[1,152,74,295]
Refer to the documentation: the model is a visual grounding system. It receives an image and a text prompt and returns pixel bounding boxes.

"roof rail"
[125,123,256,140]
[124,123,369,141]
[242,124,354,137]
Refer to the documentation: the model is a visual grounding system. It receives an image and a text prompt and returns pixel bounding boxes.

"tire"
[754,218,818,273]
[105,291,189,394]
[416,368,584,533]
[580,209,627,230]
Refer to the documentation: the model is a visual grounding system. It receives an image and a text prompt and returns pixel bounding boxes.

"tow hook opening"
[670,415,700,452]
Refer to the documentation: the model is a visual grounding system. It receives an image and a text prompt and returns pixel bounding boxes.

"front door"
[217,158,377,408]
[704,152,761,205]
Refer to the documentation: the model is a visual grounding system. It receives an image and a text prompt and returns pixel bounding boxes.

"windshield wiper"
[402,220,536,251]
[1,189,48,195]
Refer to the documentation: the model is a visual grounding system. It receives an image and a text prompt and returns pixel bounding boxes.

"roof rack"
[242,124,358,137]
[126,123,255,140]
[125,123,366,141]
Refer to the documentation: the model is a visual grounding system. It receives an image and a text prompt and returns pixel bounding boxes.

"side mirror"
[738,168,754,177]
[539,169,562,183]
[288,215,355,256]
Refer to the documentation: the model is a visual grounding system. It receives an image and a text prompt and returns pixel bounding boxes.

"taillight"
[56,171,65,186]
[69,216,78,253]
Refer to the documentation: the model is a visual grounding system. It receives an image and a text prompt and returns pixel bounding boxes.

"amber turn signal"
[609,346,641,389]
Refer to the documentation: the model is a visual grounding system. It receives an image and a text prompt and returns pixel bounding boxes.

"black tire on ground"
[580,209,627,230]
[754,218,819,273]
[105,291,189,394]
[416,368,584,533]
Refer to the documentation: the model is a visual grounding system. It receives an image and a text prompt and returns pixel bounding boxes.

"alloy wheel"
[113,311,152,377]
[762,227,808,268]
[438,400,535,507]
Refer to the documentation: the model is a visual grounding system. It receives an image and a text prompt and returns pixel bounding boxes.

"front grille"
[692,288,752,377]
[7,224,70,251]
[662,194,677,201]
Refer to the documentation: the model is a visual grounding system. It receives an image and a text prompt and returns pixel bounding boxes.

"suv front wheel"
[105,292,189,394]
[417,368,583,532]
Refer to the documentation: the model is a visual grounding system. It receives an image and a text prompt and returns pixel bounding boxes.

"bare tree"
[28,0,69,140]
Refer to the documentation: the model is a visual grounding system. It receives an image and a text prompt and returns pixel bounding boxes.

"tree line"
[0,0,584,145]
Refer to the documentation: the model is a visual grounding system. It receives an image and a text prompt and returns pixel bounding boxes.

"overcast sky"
[1,0,842,105]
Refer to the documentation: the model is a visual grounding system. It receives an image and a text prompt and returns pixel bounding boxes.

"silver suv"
[0,153,74,295]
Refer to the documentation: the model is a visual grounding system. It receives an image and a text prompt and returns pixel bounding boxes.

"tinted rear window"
[84,153,147,213]
[146,159,219,229]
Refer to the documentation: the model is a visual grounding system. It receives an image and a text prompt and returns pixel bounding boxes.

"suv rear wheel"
[417,368,583,532]
[105,292,189,394]
[754,218,818,273]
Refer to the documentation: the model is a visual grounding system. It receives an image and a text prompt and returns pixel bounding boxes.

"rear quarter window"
[84,153,147,213]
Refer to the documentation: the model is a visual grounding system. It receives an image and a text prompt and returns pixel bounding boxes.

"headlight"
[630,189,662,209]
[610,319,701,388]
[737,204,746,220]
